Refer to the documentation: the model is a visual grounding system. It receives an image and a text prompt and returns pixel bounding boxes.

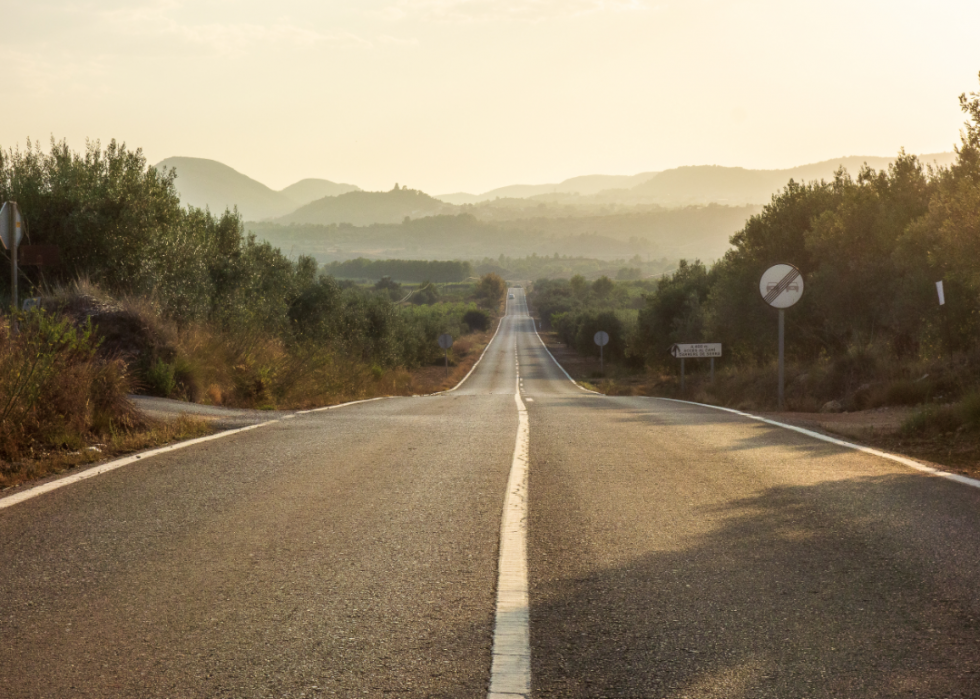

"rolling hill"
[154,157,359,221]
[439,152,956,207]
[628,153,958,205]
[275,186,456,226]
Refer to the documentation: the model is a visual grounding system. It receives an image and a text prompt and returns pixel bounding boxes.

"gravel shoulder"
[128,395,295,430]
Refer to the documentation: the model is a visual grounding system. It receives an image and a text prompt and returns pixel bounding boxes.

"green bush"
[462,309,490,332]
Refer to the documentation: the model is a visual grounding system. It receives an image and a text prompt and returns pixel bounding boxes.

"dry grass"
[1,413,213,490]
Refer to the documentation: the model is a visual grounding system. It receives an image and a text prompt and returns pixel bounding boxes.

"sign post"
[937,280,952,366]
[759,263,804,410]
[594,330,609,373]
[0,202,24,313]
[438,333,453,376]
[669,343,722,392]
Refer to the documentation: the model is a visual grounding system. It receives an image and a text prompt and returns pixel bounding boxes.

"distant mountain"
[438,153,956,208]
[154,157,360,221]
[629,153,957,205]
[279,178,360,206]
[437,172,658,204]
[276,186,456,226]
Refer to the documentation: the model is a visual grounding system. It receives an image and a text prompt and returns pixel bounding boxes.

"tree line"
[531,73,980,374]
[325,258,473,283]
[0,139,503,395]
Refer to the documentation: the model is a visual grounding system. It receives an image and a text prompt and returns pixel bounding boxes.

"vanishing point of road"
[2,289,979,698]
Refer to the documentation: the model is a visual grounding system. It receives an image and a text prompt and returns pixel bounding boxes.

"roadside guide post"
[670,343,722,394]
[594,330,609,374]
[438,333,453,376]
[0,201,24,314]
[937,280,952,366]
[759,263,805,410]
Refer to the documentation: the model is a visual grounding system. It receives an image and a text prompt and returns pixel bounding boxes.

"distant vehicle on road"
[508,293,515,299]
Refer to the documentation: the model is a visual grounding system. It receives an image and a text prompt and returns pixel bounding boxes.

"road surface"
[1,289,979,698]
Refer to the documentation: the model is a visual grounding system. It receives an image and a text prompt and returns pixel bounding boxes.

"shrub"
[0,309,140,461]
[462,309,490,332]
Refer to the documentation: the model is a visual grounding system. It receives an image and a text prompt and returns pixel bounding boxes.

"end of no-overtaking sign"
[670,343,722,358]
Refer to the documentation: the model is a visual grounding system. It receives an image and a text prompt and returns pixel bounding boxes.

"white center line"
[488,360,531,698]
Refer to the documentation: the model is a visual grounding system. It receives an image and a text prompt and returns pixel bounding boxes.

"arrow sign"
[670,343,722,358]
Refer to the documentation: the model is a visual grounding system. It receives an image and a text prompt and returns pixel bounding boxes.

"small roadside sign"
[759,263,804,308]
[0,202,24,250]
[593,330,610,373]
[936,280,945,305]
[670,343,721,358]
[760,262,804,409]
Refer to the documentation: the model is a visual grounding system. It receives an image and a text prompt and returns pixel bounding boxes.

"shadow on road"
[528,470,980,697]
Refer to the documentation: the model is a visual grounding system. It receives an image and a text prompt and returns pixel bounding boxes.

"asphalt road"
[2,289,979,698]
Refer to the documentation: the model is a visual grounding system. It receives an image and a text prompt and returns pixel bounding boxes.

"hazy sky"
[4,0,980,193]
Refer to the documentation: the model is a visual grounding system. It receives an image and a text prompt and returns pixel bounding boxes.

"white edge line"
[1,395,394,511]
[3,317,511,511]
[654,396,980,491]
[488,361,531,698]
[529,315,600,394]
[525,294,978,492]
[429,311,506,396]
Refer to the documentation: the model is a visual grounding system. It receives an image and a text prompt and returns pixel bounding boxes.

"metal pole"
[778,309,785,410]
[600,344,604,374]
[445,348,449,376]
[8,202,17,313]
[680,357,685,393]
[710,357,715,385]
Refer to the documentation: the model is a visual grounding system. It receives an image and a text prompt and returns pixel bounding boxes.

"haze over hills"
[277,186,455,226]
[437,172,659,204]
[155,150,958,268]
[157,151,955,227]
[627,153,958,206]
[438,153,957,207]
[154,157,360,221]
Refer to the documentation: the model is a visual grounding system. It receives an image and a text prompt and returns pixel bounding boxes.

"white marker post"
[759,264,804,410]
[594,330,609,373]
[438,333,453,376]
[937,280,952,365]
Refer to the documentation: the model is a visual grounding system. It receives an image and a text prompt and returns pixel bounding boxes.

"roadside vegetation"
[0,141,506,485]
[529,74,980,460]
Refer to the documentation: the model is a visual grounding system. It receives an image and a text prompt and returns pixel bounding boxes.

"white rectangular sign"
[936,280,945,306]
[670,343,722,359]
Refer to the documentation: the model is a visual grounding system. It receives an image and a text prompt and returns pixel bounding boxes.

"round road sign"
[437,333,453,349]
[594,331,609,347]
[759,263,804,308]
